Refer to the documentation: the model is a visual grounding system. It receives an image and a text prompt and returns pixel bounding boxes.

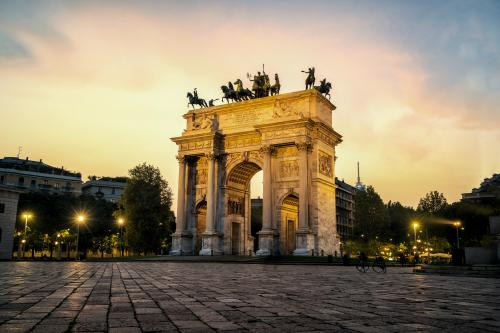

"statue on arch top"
[301,67,315,89]
[187,88,208,109]
[314,78,333,100]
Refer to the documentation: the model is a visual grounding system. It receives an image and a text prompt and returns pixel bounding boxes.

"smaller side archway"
[278,193,299,255]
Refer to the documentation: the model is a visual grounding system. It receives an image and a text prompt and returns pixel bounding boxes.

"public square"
[0,262,499,332]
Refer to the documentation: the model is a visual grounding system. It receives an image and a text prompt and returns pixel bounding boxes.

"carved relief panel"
[227,197,245,216]
[318,150,333,178]
[279,160,299,178]
[195,157,208,185]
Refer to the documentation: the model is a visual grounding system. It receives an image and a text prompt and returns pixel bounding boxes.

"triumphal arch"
[170,89,342,256]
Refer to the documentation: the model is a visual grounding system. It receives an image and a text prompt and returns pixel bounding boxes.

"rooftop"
[0,157,81,179]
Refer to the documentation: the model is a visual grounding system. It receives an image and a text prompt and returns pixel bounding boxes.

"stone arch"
[170,89,341,256]
[223,160,263,255]
[279,193,299,255]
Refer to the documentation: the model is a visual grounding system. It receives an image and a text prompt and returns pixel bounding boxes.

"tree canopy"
[118,163,175,254]
[353,186,390,240]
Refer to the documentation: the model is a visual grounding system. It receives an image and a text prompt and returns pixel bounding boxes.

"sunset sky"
[1,0,499,208]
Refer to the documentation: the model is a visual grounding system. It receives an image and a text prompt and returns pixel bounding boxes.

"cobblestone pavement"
[0,262,499,332]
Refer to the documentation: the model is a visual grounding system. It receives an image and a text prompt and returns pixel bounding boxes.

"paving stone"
[0,262,499,332]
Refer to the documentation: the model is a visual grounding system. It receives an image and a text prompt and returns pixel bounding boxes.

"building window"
[0,203,4,213]
[0,175,4,183]
[54,183,60,189]
[44,179,48,185]
[0,227,2,243]
[112,188,116,195]
[18,177,24,185]
[31,179,37,187]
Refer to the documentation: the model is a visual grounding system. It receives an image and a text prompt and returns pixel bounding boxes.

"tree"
[387,201,417,243]
[118,163,174,254]
[353,186,390,241]
[417,191,448,215]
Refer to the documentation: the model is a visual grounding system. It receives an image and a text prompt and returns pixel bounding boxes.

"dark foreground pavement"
[0,262,499,332]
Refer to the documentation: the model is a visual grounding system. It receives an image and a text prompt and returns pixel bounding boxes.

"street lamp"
[412,221,419,244]
[117,218,125,257]
[21,213,32,258]
[75,214,86,260]
[56,233,62,260]
[453,221,461,248]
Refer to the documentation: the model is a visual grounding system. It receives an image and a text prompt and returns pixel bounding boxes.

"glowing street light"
[453,221,461,248]
[75,214,86,260]
[18,212,32,259]
[117,218,125,257]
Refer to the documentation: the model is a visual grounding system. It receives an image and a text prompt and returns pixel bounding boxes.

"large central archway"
[223,160,262,255]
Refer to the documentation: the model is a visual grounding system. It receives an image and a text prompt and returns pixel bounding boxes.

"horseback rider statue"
[187,88,208,109]
[301,67,315,89]
[314,78,333,100]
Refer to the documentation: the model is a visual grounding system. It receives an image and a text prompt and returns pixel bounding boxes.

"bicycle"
[372,256,387,273]
[355,257,387,273]
[355,259,370,273]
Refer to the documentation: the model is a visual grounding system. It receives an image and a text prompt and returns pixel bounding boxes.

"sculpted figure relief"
[318,151,333,177]
[280,160,299,178]
[192,113,218,131]
[273,99,302,118]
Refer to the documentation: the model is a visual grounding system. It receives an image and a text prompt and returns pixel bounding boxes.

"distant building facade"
[82,176,127,203]
[0,157,82,195]
[461,173,500,204]
[336,178,356,241]
[0,185,23,259]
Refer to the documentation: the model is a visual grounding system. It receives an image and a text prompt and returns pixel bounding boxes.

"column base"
[293,230,315,256]
[169,232,194,255]
[199,232,223,256]
[256,230,274,256]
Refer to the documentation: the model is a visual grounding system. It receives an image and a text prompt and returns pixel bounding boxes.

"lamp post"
[56,233,62,260]
[21,213,32,258]
[118,218,125,257]
[453,221,461,248]
[412,222,419,252]
[76,215,85,260]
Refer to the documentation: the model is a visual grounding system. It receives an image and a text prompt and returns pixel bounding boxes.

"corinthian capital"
[260,145,275,155]
[205,152,217,160]
[296,142,311,152]
[176,155,185,163]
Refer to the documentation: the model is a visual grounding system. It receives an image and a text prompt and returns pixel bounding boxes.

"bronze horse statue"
[221,85,254,103]
[187,92,208,109]
[315,79,333,100]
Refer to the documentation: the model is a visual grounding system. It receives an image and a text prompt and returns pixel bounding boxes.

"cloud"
[0,30,31,60]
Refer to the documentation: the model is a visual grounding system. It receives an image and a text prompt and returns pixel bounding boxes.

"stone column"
[200,152,222,255]
[170,155,189,255]
[294,142,313,256]
[205,153,216,233]
[257,145,275,256]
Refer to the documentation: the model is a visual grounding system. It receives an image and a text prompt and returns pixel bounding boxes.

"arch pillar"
[256,145,275,256]
[170,155,193,255]
[294,142,314,256]
[200,152,223,255]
